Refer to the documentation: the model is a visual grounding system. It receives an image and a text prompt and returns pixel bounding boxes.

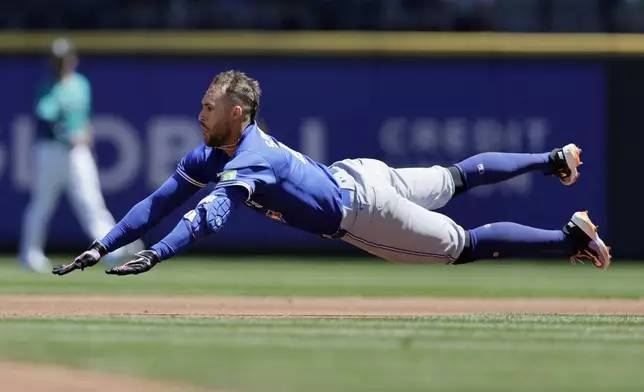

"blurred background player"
[18,37,143,273]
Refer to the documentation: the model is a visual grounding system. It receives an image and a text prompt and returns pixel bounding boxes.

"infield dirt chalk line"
[2,296,644,317]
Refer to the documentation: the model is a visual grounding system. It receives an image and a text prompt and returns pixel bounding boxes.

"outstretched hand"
[105,250,160,276]
[52,241,106,276]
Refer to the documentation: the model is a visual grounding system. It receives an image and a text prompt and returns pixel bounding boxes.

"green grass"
[4,256,644,391]
[1,315,644,392]
[1,256,644,298]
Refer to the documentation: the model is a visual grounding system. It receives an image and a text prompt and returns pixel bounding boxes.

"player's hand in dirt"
[105,250,159,276]
[52,240,107,276]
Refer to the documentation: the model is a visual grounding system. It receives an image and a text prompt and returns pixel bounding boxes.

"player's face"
[199,94,233,147]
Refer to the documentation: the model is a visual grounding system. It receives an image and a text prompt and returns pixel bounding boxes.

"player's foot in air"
[549,143,582,185]
[563,211,611,270]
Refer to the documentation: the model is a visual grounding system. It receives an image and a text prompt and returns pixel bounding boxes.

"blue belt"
[329,167,353,209]
[339,188,353,209]
[325,228,348,239]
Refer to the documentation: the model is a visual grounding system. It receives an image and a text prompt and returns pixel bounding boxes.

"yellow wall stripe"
[3,31,644,55]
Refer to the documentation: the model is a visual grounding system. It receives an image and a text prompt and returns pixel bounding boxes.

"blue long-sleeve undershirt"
[99,173,201,252]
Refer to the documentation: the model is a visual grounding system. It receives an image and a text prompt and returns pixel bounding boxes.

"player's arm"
[104,186,246,275]
[104,152,276,275]
[34,83,60,134]
[53,144,211,276]
[68,76,93,146]
[35,84,59,122]
[102,172,202,250]
[52,172,202,275]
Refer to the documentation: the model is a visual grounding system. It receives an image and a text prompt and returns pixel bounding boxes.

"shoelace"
[570,250,590,266]
[570,247,611,268]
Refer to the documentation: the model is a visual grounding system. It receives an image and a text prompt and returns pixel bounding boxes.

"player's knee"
[32,199,58,215]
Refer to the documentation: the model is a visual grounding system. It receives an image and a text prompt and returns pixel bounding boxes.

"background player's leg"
[19,142,67,272]
[66,144,144,261]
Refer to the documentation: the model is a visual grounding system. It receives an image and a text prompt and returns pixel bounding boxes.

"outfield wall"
[0,32,628,256]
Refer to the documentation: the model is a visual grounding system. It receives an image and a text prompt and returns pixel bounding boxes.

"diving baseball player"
[19,38,143,273]
[52,70,611,277]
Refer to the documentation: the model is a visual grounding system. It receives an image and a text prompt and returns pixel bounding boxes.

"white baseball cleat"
[549,143,582,186]
[563,211,611,270]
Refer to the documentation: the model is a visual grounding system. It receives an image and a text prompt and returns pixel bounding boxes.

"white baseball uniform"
[19,72,142,272]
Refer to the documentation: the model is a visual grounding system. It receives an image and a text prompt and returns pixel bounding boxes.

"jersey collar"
[224,121,257,160]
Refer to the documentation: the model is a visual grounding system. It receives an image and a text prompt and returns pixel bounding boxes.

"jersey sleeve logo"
[218,170,237,182]
[246,199,264,209]
[266,210,286,223]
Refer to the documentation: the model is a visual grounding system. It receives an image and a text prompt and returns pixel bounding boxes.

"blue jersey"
[176,122,345,235]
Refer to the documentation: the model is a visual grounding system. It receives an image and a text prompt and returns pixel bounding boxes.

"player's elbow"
[182,195,233,240]
[204,196,231,233]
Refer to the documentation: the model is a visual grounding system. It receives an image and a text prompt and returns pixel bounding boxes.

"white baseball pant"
[20,140,139,268]
[328,158,467,264]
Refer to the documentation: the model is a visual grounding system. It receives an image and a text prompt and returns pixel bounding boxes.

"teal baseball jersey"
[35,72,91,144]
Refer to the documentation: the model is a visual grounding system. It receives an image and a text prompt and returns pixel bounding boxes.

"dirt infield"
[3,296,644,391]
[3,295,644,317]
[0,362,219,392]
